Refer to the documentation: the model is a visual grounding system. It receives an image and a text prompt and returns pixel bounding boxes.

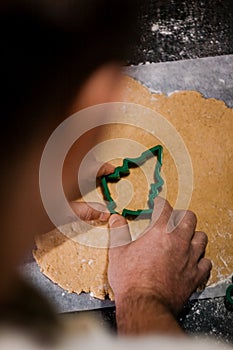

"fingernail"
[109,214,120,226]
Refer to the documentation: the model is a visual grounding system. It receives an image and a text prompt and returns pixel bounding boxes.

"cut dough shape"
[34,75,233,299]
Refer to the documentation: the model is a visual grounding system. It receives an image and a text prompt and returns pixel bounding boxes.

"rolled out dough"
[34,76,233,300]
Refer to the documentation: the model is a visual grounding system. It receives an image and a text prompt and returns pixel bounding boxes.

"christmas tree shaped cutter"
[101,145,164,218]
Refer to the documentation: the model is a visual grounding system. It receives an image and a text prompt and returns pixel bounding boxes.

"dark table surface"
[87,0,233,344]
[129,0,233,64]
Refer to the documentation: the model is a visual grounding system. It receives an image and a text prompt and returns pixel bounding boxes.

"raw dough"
[34,228,114,300]
[120,76,233,284]
[34,75,233,299]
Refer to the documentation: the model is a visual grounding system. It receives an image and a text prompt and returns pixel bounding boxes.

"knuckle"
[160,220,168,231]
[179,221,190,231]
[179,220,192,232]
[154,221,168,234]
[186,210,197,223]
[180,210,197,229]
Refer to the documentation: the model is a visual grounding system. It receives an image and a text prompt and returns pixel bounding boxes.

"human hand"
[108,197,212,316]
[70,201,110,223]
[63,140,115,201]
[69,162,115,223]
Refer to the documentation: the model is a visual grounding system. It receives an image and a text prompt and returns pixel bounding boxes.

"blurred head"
[0,0,140,302]
[1,0,139,158]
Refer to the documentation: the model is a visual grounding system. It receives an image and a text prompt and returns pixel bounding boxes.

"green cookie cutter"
[101,145,164,218]
[226,279,233,305]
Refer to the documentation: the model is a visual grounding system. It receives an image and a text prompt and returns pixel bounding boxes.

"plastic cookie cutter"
[101,145,164,218]
[226,276,233,306]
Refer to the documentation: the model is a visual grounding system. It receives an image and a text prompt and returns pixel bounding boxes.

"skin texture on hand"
[108,197,212,335]
[70,201,110,222]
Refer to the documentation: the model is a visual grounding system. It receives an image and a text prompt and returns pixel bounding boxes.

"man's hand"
[108,197,212,334]
[63,150,115,201]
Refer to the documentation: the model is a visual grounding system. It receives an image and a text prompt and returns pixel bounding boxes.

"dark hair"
[0,0,140,161]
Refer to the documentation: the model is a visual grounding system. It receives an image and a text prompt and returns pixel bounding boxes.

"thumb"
[109,214,132,248]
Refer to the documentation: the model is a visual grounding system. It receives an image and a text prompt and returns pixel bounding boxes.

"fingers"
[151,197,173,229]
[191,231,208,261]
[109,214,132,248]
[191,232,211,288]
[173,210,197,240]
[70,201,110,222]
[151,197,197,239]
[97,162,115,177]
[196,258,212,286]
[148,197,198,247]
[150,198,196,240]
